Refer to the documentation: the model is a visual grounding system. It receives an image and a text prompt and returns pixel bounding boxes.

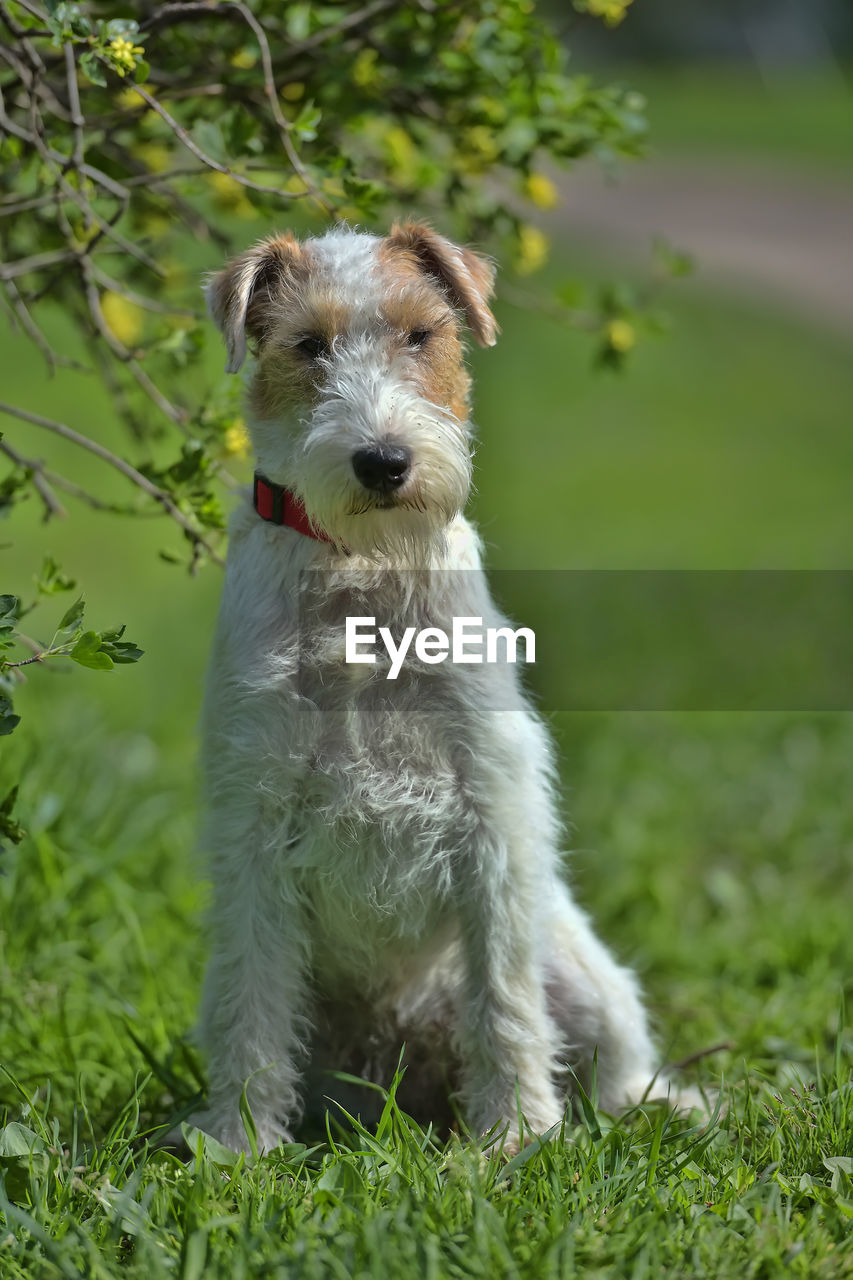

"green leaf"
[98,626,144,665]
[105,18,139,38]
[0,786,24,844]
[293,102,321,142]
[133,58,150,84]
[0,1122,45,1156]
[56,595,85,642]
[192,121,227,165]
[0,1122,48,1204]
[35,557,76,597]
[79,50,107,87]
[104,642,144,665]
[180,1124,239,1168]
[0,595,19,631]
[70,631,114,670]
[238,1081,259,1161]
[0,693,20,736]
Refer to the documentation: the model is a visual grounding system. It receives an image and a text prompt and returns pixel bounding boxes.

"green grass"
[613,63,853,172]
[1,709,852,1277]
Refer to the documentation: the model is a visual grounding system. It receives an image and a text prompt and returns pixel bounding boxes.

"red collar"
[253,473,332,543]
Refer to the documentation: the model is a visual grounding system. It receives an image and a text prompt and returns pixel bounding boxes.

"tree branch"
[128,82,313,201]
[0,401,224,568]
[0,436,67,519]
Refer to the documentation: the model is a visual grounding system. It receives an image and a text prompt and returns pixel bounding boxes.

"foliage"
[0,0,649,560]
[0,557,142,741]
[0,0,679,741]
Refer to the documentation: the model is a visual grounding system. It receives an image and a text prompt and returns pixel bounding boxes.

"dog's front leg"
[195,819,309,1155]
[456,827,563,1153]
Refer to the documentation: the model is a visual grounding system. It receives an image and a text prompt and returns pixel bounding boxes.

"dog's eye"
[296,334,329,361]
[406,329,431,350]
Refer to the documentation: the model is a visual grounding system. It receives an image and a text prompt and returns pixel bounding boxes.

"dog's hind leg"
[542,880,659,1113]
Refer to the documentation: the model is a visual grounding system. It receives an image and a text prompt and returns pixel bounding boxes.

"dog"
[194,222,662,1155]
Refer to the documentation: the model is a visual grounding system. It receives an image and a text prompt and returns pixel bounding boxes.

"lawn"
[2,61,852,1280]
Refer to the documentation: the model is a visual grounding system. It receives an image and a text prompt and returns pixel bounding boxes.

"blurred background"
[7,0,852,731]
[3,0,852,1098]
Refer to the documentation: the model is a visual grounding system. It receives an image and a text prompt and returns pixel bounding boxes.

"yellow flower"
[462,126,500,166]
[384,126,418,177]
[605,318,636,352]
[351,48,379,89]
[109,36,144,77]
[585,0,634,29]
[208,171,255,217]
[134,141,171,173]
[115,86,142,111]
[223,420,252,460]
[514,225,549,276]
[524,172,559,211]
[230,48,256,70]
[101,292,144,345]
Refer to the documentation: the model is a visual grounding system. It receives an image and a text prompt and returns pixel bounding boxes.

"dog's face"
[206,222,498,554]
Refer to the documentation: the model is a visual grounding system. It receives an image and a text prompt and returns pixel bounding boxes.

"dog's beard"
[283,383,473,561]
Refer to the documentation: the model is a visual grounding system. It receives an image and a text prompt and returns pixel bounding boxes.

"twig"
[128,83,310,200]
[138,3,330,209]
[1,275,86,373]
[77,255,189,430]
[668,1041,735,1072]
[500,281,600,332]
[89,264,199,318]
[38,466,135,513]
[275,0,399,61]
[0,401,224,567]
[0,89,162,275]
[63,40,85,177]
[223,2,330,212]
[0,193,60,217]
[0,436,67,518]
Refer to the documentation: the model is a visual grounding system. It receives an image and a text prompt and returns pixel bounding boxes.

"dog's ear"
[205,233,303,373]
[386,221,498,348]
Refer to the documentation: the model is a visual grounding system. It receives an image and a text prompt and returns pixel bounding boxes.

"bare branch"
[89,264,199,318]
[37,466,136,514]
[1,274,87,373]
[77,255,190,430]
[0,436,67,519]
[277,0,399,60]
[223,3,331,212]
[0,401,224,567]
[0,193,60,217]
[128,82,312,200]
[668,1041,736,1072]
[0,89,163,276]
[63,40,85,176]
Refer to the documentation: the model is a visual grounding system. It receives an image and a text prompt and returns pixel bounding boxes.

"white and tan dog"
[196,222,660,1154]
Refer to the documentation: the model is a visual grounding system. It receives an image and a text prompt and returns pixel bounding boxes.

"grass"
[3,63,853,1279]
[607,63,853,172]
[1,709,852,1277]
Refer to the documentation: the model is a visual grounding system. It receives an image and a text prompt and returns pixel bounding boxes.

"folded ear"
[386,220,498,348]
[204,232,303,373]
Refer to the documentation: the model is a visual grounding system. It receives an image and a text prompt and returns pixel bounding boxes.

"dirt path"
[550,156,853,332]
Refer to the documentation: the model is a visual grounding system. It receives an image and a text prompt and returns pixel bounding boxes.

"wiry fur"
[196,224,662,1155]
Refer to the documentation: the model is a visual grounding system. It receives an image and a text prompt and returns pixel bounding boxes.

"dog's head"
[205,222,498,555]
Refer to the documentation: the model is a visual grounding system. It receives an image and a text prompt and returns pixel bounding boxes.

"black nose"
[352,445,411,493]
